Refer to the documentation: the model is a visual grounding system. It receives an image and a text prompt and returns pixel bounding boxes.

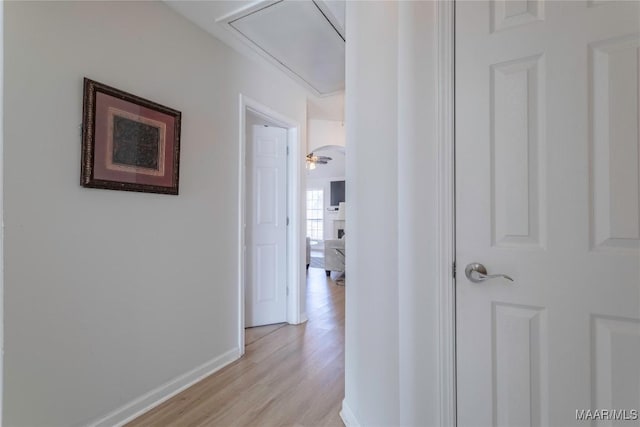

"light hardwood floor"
[127,267,345,427]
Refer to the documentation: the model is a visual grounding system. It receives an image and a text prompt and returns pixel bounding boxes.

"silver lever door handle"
[465,262,513,283]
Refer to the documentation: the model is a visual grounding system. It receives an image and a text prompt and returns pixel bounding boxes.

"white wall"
[344,1,399,424]
[396,2,440,425]
[0,2,4,425]
[343,1,440,425]
[4,2,311,426]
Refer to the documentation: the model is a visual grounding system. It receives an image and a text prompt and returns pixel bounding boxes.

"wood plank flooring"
[127,267,345,427]
[244,323,287,346]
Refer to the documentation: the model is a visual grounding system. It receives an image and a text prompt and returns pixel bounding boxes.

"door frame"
[435,1,456,426]
[238,94,304,354]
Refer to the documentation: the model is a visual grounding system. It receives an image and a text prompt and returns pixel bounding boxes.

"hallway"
[127,267,345,427]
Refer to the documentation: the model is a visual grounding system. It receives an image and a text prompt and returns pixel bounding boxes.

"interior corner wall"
[343,1,440,425]
[308,119,345,153]
[3,2,309,426]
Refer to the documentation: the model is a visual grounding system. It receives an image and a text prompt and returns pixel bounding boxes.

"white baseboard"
[87,347,240,427]
[340,399,360,427]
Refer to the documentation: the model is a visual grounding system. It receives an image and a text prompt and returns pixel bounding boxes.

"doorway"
[238,95,305,354]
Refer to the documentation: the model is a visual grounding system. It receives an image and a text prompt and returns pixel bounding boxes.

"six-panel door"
[456,2,640,425]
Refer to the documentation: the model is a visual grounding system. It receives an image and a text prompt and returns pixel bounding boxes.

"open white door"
[246,124,288,328]
[456,2,640,426]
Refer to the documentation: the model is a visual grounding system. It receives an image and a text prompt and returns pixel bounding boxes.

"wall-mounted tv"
[330,180,346,206]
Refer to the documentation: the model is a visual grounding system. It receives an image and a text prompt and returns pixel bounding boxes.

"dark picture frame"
[81,78,181,195]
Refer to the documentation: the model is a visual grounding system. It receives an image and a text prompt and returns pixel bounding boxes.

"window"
[306,189,324,240]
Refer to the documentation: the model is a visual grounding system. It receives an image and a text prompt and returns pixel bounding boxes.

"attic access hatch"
[227,1,345,95]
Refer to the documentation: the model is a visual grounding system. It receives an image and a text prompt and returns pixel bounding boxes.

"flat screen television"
[330,180,346,206]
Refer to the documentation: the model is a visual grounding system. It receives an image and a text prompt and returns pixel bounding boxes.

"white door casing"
[246,124,288,327]
[456,2,640,426]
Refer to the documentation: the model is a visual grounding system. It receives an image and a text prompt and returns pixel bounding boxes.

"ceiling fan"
[306,152,332,170]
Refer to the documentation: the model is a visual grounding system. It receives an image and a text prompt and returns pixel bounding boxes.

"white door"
[246,124,288,327]
[456,2,640,426]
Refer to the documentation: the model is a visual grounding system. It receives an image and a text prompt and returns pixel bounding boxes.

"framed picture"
[81,78,181,195]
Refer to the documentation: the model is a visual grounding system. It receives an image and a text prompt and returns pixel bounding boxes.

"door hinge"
[286,146,290,155]
[452,261,456,279]
[286,217,290,226]
[286,286,289,296]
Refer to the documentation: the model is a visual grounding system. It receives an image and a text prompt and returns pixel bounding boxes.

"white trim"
[238,96,247,353]
[0,2,4,424]
[339,400,360,427]
[436,1,457,426]
[285,122,304,326]
[87,348,240,427]
[238,94,305,354]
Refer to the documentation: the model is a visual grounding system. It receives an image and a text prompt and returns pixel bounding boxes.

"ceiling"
[166,0,346,96]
